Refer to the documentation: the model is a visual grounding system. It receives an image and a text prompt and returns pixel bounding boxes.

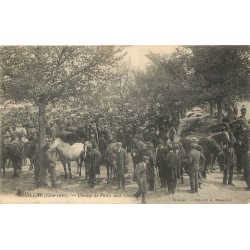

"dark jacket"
[86,149,102,176]
[186,149,206,171]
[44,150,57,166]
[166,151,180,180]
[114,148,129,175]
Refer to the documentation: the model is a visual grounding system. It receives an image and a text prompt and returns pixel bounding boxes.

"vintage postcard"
[0,45,249,204]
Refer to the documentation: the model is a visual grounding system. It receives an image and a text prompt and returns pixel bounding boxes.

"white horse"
[49,138,85,179]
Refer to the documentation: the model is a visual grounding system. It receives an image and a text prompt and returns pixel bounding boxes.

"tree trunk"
[38,100,48,186]
[217,99,223,123]
[209,99,214,117]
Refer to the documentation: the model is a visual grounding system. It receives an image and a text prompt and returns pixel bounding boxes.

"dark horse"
[105,142,117,184]
[0,143,8,177]
[198,137,225,178]
[2,143,24,177]
[22,141,39,183]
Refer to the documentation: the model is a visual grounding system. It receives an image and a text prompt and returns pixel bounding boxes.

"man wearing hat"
[190,138,205,188]
[3,132,11,144]
[156,139,168,188]
[222,141,236,186]
[145,142,156,191]
[186,142,206,193]
[165,144,180,195]
[134,156,149,204]
[114,142,129,190]
[86,142,102,188]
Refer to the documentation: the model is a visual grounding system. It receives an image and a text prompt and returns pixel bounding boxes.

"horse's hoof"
[69,176,72,179]
[64,175,68,179]
[12,173,19,178]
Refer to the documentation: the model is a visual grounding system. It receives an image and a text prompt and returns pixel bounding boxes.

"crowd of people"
[1,103,250,203]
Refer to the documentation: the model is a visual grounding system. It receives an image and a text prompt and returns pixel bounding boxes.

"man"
[156,139,168,188]
[86,143,102,188]
[186,142,206,193]
[222,142,236,186]
[148,128,158,149]
[98,134,107,165]
[114,142,129,190]
[134,156,149,204]
[43,143,57,188]
[145,142,156,191]
[177,141,185,184]
[240,105,247,119]
[191,138,205,188]
[234,136,244,173]
[165,144,180,194]
[168,125,176,142]
[3,132,11,145]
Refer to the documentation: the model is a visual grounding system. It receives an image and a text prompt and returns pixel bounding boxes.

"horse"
[49,138,85,179]
[208,131,231,148]
[208,119,248,140]
[198,137,225,178]
[22,141,37,171]
[22,141,39,184]
[56,130,83,145]
[105,142,117,184]
[3,143,24,177]
[180,136,225,179]
[0,143,8,177]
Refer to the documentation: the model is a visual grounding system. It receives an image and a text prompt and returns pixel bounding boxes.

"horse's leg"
[79,158,83,177]
[213,155,217,170]
[85,162,88,180]
[18,159,22,173]
[12,160,19,178]
[76,158,79,174]
[106,164,110,184]
[3,158,7,177]
[63,162,68,179]
[7,158,11,168]
[29,163,34,171]
[202,160,208,179]
[68,162,72,179]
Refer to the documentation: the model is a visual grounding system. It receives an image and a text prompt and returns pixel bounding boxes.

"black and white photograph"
[0,45,249,204]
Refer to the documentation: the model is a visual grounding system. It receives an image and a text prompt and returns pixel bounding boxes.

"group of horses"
[1,117,250,190]
[0,135,115,186]
[180,118,250,182]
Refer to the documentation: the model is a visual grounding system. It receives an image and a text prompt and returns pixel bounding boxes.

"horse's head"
[49,138,61,150]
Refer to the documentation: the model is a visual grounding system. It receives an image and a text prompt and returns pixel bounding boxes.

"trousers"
[166,177,177,194]
[48,165,57,188]
[117,174,126,188]
[158,167,167,188]
[189,168,199,193]
[223,165,234,184]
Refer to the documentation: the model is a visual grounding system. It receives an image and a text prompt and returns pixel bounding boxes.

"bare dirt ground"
[0,155,249,204]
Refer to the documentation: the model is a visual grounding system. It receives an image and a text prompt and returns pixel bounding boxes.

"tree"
[0,46,124,185]
[185,46,250,122]
[131,49,194,116]
[110,62,134,116]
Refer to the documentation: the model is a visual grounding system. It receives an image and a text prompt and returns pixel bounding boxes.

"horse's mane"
[55,138,71,150]
[209,138,223,155]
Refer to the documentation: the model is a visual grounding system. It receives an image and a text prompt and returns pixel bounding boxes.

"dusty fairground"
[0,154,249,204]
